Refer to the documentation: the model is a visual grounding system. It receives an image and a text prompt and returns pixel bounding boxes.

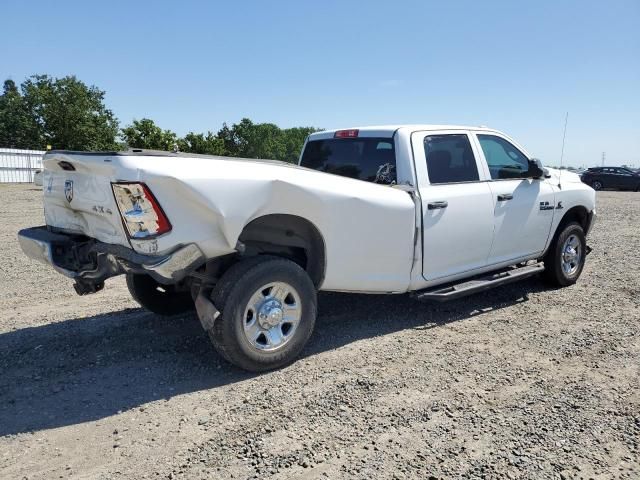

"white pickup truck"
[19,125,596,371]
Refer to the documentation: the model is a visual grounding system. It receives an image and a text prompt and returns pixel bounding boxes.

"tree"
[20,75,119,150]
[281,126,319,163]
[0,79,40,149]
[178,131,225,155]
[217,118,318,162]
[121,118,178,151]
[1,73,320,158]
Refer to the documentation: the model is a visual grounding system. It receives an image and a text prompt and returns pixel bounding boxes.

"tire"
[126,273,194,315]
[592,180,603,191]
[208,255,317,372]
[542,222,586,287]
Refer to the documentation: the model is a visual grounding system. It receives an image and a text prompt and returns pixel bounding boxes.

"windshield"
[300,137,396,184]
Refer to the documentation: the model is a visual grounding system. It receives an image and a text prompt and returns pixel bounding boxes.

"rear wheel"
[592,180,603,191]
[126,273,194,315]
[207,256,317,372]
[543,222,586,287]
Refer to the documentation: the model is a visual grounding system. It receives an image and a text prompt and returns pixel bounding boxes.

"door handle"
[497,193,514,201]
[427,201,448,210]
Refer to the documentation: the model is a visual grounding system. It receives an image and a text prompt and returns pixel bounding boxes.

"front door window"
[477,134,530,180]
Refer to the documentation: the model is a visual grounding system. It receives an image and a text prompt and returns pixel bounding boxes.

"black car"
[580,166,640,191]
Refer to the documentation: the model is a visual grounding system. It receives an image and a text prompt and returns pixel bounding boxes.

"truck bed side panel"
[42,153,416,293]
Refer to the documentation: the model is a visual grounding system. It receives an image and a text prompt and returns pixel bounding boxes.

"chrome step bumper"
[18,226,205,292]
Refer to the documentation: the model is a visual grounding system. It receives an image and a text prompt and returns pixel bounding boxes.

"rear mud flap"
[194,291,220,332]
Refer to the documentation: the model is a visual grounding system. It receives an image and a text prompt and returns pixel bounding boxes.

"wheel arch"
[545,205,592,258]
[237,214,326,288]
[557,205,591,233]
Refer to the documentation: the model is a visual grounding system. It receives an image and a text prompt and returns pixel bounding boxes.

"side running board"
[413,262,545,302]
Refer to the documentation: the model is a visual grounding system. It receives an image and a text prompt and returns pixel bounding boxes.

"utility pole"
[601,152,606,167]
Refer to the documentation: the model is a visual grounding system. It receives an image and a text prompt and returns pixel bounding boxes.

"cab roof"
[308,124,503,140]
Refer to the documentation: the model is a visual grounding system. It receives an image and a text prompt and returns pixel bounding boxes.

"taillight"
[111,183,172,238]
[334,129,359,138]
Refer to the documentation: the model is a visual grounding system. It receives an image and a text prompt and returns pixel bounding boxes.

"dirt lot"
[0,184,638,480]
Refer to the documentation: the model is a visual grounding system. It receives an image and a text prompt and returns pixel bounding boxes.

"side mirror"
[528,158,548,179]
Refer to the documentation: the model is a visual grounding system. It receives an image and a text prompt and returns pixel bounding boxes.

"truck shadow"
[0,278,545,436]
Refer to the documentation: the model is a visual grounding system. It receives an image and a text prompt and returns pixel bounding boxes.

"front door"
[474,133,556,264]
[412,131,495,281]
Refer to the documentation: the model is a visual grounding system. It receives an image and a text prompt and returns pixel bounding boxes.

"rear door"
[472,133,555,264]
[411,130,495,280]
[614,168,636,189]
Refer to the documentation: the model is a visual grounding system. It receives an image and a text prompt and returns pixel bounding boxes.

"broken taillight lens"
[111,183,172,238]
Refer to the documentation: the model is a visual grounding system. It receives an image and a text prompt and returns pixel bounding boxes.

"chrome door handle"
[497,194,514,201]
[427,201,448,210]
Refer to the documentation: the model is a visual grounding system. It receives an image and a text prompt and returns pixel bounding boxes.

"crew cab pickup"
[18,125,596,371]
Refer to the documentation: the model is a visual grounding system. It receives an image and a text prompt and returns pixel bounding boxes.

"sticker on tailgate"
[64,180,73,203]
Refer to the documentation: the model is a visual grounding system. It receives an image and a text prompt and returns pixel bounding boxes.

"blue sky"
[2,0,639,167]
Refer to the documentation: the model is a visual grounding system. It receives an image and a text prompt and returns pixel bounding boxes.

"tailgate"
[42,152,130,247]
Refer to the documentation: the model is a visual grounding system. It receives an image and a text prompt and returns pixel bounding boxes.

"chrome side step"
[413,262,545,302]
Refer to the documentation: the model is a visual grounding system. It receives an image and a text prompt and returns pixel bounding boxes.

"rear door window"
[300,138,396,184]
[423,134,479,184]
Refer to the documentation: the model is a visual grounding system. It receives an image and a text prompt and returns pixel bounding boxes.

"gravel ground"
[0,184,638,480]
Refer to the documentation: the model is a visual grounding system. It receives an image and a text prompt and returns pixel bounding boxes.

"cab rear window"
[300,138,396,184]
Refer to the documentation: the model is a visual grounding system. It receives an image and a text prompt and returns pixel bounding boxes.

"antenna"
[558,112,568,189]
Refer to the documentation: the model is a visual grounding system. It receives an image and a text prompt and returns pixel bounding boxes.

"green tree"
[217,118,318,162]
[2,73,320,157]
[121,118,178,151]
[20,75,119,150]
[177,131,225,155]
[281,126,319,163]
[0,79,41,149]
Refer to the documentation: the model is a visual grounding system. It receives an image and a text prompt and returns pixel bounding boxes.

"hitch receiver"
[73,280,105,296]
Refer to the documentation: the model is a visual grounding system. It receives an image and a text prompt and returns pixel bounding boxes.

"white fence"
[0,148,45,183]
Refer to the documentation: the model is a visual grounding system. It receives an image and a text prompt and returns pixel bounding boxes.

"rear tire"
[208,256,317,372]
[592,180,603,191]
[542,222,586,287]
[126,273,194,315]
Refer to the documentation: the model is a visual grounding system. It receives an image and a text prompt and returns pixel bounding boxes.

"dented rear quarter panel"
[43,152,417,293]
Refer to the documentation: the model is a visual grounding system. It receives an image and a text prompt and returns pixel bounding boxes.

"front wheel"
[543,222,587,287]
[207,256,317,372]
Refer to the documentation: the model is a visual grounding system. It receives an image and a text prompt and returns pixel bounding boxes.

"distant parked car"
[33,170,43,186]
[580,167,640,191]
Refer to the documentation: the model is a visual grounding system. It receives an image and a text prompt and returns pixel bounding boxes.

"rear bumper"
[18,226,205,285]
